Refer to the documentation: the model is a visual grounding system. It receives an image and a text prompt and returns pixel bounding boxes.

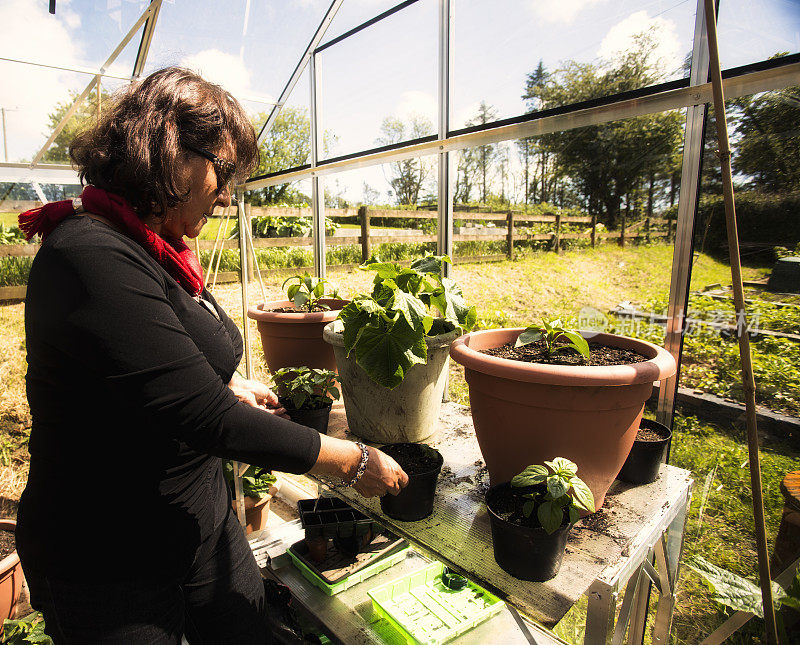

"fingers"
[262,388,280,406]
[353,447,408,498]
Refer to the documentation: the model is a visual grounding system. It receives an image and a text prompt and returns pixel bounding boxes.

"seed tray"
[298,497,378,539]
[368,562,505,645]
[288,531,409,595]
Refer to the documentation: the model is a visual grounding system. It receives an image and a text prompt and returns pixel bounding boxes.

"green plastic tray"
[368,562,505,645]
[288,542,410,596]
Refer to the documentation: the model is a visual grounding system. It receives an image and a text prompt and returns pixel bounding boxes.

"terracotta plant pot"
[450,328,676,509]
[233,480,281,535]
[247,299,349,373]
[323,323,460,443]
[0,520,23,632]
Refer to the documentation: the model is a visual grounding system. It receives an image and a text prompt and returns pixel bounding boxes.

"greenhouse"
[0,0,798,643]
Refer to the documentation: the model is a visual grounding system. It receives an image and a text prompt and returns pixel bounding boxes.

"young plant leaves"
[511,464,549,487]
[537,500,564,534]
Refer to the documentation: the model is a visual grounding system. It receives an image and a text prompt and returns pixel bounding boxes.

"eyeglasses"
[184,143,236,193]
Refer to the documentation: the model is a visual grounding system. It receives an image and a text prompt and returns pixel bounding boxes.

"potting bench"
[265,402,693,644]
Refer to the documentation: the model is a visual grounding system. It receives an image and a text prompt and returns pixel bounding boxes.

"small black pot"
[618,418,672,485]
[282,400,332,435]
[486,483,571,581]
[380,443,444,521]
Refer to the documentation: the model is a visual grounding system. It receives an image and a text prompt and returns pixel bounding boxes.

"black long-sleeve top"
[17,215,321,582]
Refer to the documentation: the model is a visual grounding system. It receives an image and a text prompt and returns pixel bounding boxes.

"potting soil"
[0,531,14,560]
[266,305,330,313]
[635,427,669,442]
[381,444,440,476]
[481,340,648,366]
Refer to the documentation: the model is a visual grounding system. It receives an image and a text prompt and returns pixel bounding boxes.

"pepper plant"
[223,461,277,498]
[336,255,477,389]
[272,366,339,410]
[510,457,595,534]
[515,318,590,361]
[282,272,339,312]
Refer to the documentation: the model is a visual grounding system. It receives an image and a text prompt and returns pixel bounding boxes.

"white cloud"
[180,49,253,99]
[531,0,608,24]
[0,0,86,162]
[393,90,436,126]
[598,11,683,75]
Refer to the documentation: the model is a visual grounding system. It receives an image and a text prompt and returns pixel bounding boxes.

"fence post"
[506,211,514,260]
[359,205,371,263]
[244,202,254,277]
[620,209,626,248]
[645,213,651,243]
[591,212,597,248]
[554,213,562,254]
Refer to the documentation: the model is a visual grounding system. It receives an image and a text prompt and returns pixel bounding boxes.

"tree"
[376,114,434,206]
[465,102,499,203]
[527,31,684,227]
[41,86,107,163]
[454,147,480,204]
[733,85,800,193]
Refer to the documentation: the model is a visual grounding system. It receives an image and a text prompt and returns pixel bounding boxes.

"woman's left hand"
[228,373,288,418]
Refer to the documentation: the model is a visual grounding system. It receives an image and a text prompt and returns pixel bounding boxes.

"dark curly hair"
[69,67,259,217]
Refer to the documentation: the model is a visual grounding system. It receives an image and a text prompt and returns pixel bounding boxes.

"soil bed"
[488,484,546,530]
[481,340,648,366]
[381,444,440,476]
[0,531,14,560]
[266,305,330,313]
[636,427,669,442]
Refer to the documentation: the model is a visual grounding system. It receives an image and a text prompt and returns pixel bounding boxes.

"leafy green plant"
[282,272,339,311]
[336,255,477,389]
[515,318,590,361]
[272,366,339,410]
[2,611,53,644]
[510,457,595,534]
[686,556,800,641]
[0,224,26,245]
[223,461,277,499]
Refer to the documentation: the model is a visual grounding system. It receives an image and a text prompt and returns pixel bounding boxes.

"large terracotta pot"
[323,323,460,444]
[247,299,349,373]
[449,328,677,509]
[233,480,281,535]
[0,520,23,632]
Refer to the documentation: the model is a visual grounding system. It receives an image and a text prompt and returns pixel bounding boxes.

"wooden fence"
[0,206,673,299]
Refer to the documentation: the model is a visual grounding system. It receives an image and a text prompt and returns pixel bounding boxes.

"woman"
[17,67,408,644]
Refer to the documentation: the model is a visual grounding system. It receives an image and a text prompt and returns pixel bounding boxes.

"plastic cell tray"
[298,497,378,539]
[288,541,410,596]
[368,562,505,645]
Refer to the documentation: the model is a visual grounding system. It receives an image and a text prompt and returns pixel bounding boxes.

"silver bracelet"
[345,442,369,488]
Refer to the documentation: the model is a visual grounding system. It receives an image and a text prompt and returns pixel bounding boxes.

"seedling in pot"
[222,461,276,499]
[510,457,595,534]
[282,272,340,312]
[272,366,339,411]
[515,319,590,362]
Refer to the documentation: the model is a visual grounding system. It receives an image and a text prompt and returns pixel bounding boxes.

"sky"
[1,0,798,202]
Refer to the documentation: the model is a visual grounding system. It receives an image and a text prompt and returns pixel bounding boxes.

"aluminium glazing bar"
[0,162,80,184]
[437,0,454,279]
[310,52,326,280]
[315,0,421,54]
[132,0,162,79]
[0,56,132,81]
[30,0,163,167]
[243,60,800,192]
[256,0,343,147]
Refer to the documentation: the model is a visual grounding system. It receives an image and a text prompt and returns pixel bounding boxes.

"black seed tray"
[298,498,380,539]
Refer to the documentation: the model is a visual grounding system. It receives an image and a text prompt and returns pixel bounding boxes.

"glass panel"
[318,0,437,160]
[323,0,409,43]
[452,0,697,129]
[717,0,800,70]
[142,0,330,103]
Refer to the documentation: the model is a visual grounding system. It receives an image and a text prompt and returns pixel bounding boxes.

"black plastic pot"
[486,483,571,581]
[380,443,444,521]
[617,418,672,485]
[282,400,332,435]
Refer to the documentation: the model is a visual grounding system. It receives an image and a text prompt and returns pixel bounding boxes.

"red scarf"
[19,186,204,297]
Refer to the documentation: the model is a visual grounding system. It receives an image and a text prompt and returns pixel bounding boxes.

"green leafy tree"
[465,102,499,203]
[376,114,434,206]
[41,87,107,163]
[526,31,684,227]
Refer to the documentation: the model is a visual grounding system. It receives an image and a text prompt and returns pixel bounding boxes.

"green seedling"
[510,457,595,534]
[515,318,590,361]
[282,272,339,312]
[272,366,339,410]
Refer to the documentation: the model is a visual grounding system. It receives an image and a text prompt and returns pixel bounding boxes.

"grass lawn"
[0,213,20,227]
[0,241,793,643]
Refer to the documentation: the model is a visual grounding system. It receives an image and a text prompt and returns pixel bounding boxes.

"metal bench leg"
[585,582,616,645]
[652,494,690,644]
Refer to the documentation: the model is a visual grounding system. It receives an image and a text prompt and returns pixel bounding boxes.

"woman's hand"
[228,373,287,417]
[309,435,409,498]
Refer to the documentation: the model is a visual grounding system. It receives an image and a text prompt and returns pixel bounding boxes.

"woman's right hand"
[309,435,409,498]
[352,445,408,498]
